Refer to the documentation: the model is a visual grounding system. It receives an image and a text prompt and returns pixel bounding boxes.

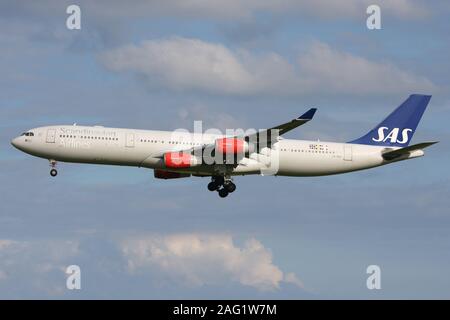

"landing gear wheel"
[218,188,229,198]
[213,176,224,185]
[224,181,236,193]
[208,182,219,191]
[50,169,58,177]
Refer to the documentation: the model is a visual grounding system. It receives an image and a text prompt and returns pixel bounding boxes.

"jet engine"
[164,152,200,168]
[215,138,249,155]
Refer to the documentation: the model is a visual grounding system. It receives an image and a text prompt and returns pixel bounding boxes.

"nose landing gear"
[49,160,58,177]
[207,176,236,198]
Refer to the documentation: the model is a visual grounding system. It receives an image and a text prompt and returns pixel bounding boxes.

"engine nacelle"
[154,169,191,179]
[164,152,200,168]
[215,138,248,155]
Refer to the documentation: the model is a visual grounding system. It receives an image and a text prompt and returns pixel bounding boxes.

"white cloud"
[0,234,303,295]
[297,41,436,95]
[0,240,16,251]
[121,233,301,291]
[100,37,436,96]
[0,239,79,285]
[177,103,246,131]
[101,38,257,95]
[284,272,304,288]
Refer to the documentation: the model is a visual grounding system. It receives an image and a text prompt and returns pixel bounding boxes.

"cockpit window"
[21,132,34,136]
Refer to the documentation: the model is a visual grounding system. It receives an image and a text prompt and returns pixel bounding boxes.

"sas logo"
[372,127,412,144]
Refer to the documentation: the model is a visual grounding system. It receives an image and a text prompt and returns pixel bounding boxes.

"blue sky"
[1,0,450,299]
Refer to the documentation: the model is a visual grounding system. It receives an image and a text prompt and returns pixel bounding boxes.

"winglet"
[298,108,317,121]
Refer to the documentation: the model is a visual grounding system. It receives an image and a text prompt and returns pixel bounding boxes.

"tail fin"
[349,94,431,147]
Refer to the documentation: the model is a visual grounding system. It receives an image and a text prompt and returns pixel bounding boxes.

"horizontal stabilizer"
[382,141,438,160]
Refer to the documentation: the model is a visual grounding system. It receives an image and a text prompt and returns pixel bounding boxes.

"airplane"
[11,94,437,198]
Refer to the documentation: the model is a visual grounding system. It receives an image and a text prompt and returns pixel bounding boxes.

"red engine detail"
[164,152,199,168]
[215,138,247,154]
[154,169,190,179]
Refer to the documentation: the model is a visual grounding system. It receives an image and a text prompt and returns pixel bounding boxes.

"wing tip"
[298,108,317,120]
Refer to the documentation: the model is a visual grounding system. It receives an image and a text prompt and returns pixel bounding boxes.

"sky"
[1,0,450,299]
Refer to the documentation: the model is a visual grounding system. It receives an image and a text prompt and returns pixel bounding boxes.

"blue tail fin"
[349,94,431,147]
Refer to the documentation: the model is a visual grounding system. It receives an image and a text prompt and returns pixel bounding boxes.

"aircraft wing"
[151,142,206,159]
[382,141,438,160]
[240,108,316,146]
[259,108,317,136]
[151,108,317,159]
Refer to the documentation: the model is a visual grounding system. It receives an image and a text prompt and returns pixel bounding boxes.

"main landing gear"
[49,160,58,177]
[207,176,236,198]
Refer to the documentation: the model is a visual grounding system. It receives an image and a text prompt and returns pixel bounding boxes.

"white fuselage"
[11,125,421,177]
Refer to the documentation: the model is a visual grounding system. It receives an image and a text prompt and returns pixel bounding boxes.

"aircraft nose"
[11,137,21,149]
